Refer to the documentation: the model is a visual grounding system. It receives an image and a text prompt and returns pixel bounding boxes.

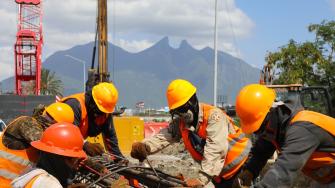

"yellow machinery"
[87,116,144,154]
[86,0,144,154]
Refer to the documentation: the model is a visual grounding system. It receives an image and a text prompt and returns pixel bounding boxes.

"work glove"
[67,183,88,188]
[83,142,104,156]
[81,159,109,174]
[232,170,254,188]
[130,142,151,162]
[110,177,129,188]
[185,178,203,188]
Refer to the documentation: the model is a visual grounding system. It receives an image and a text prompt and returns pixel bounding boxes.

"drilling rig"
[14,0,43,95]
[86,0,109,90]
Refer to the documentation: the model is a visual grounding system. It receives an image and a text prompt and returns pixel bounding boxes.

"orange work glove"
[130,142,151,162]
[83,142,104,156]
[186,178,203,188]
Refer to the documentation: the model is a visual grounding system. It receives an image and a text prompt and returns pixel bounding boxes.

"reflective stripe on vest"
[180,103,250,180]
[290,110,335,184]
[221,134,251,174]
[0,135,36,187]
[60,93,89,138]
[0,169,18,180]
[0,150,31,167]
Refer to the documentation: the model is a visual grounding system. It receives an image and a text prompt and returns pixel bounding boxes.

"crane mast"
[97,0,109,82]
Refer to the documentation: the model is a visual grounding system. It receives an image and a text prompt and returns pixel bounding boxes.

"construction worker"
[11,122,87,188]
[0,102,74,187]
[131,79,251,187]
[234,84,335,188]
[59,82,125,160]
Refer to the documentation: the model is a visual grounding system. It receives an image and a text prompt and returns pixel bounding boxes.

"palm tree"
[40,68,63,96]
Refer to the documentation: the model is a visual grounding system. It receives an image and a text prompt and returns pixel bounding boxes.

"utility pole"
[213,0,218,106]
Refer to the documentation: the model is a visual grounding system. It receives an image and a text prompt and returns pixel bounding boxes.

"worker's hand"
[67,183,87,188]
[185,178,203,188]
[81,159,109,174]
[232,170,253,188]
[83,142,104,156]
[130,142,151,162]
[110,177,129,188]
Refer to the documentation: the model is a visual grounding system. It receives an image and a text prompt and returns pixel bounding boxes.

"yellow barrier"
[86,116,144,154]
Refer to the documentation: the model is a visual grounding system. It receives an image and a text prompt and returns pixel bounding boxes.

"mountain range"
[1,37,260,108]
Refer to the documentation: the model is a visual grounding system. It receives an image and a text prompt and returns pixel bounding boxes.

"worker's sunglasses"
[169,103,190,116]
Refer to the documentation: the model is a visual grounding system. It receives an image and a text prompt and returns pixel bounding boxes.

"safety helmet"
[92,82,118,113]
[43,103,74,123]
[236,84,276,134]
[166,79,196,110]
[31,122,87,158]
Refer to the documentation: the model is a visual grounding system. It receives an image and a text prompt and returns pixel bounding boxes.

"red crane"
[14,0,43,95]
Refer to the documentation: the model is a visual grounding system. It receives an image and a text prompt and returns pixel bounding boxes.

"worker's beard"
[36,152,76,187]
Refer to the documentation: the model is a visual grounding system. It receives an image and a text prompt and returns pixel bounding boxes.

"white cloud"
[114,39,154,53]
[0,47,14,81]
[43,29,95,58]
[0,0,254,81]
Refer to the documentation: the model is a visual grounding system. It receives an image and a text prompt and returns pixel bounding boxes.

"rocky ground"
[128,141,200,179]
[128,142,312,188]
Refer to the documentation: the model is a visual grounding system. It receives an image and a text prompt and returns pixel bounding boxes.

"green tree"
[308,20,335,90]
[265,20,335,101]
[40,68,63,96]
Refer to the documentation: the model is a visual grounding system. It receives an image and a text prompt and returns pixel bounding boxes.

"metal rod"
[145,158,160,179]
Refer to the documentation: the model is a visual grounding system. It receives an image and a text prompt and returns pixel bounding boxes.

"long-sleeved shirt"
[245,103,335,187]
[143,103,235,185]
[64,98,124,157]
[11,168,62,188]
[3,116,44,150]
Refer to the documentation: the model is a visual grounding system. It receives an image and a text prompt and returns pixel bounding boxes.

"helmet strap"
[188,94,199,128]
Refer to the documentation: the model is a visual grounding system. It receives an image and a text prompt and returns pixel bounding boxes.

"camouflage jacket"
[3,115,52,150]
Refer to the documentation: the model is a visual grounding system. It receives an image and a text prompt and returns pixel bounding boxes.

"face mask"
[180,110,194,125]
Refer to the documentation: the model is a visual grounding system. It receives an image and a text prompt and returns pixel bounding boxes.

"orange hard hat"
[92,82,118,113]
[235,84,276,134]
[166,79,196,110]
[44,103,74,123]
[31,122,87,158]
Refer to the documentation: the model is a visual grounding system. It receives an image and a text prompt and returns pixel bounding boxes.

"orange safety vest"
[0,135,38,187]
[180,103,251,180]
[61,93,89,138]
[290,110,335,184]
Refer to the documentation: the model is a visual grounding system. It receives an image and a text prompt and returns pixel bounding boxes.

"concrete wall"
[0,95,55,123]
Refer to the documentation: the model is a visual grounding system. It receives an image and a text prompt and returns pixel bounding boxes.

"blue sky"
[236,0,334,67]
[0,0,334,81]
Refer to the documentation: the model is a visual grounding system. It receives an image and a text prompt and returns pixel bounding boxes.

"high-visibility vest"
[60,93,89,138]
[0,134,38,187]
[180,103,251,180]
[290,110,335,184]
